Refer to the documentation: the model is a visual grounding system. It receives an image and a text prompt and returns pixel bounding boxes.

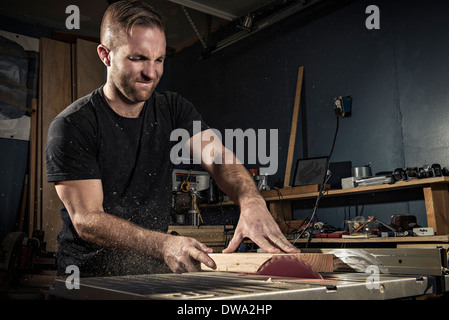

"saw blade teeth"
[257,255,323,279]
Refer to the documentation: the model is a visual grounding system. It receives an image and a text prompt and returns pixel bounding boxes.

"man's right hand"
[162,235,217,273]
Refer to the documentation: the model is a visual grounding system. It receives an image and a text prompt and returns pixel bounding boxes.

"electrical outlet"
[334,96,352,117]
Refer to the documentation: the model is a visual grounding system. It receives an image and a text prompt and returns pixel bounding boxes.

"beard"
[110,69,160,103]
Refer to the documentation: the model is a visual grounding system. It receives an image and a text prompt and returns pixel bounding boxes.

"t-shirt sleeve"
[167,92,209,135]
[45,116,101,182]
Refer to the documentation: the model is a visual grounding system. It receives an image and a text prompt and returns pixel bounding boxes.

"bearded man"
[46,0,298,277]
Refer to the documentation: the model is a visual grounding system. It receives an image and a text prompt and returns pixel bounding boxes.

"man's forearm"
[73,209,216,272]
[54,179,217,272]
[209,162,263,207]
[74,209,169,260]
[192,132,299,254]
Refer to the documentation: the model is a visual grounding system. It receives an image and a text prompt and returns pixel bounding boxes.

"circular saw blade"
[256,255,323,279]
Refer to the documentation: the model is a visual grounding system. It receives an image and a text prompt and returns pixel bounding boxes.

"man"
[46,0,298,277]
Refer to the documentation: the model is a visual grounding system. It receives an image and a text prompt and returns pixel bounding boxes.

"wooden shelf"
[290,235,449,249]
[262,177,449,201]
[262,177,449,235]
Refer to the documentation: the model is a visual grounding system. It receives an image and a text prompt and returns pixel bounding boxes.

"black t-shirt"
[45,87,208,277]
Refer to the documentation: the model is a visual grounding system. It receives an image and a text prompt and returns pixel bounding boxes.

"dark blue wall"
[163,0,449,228]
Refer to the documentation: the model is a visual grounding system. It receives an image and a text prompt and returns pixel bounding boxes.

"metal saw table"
[49,248,449,300]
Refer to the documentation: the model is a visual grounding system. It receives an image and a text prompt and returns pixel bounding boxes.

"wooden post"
[423,183,449,235]
[268,200,292,224]
[28,98,38,237]
[284,66,304,188]
[39,38,72,251]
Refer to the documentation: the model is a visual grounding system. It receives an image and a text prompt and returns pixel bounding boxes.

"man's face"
[108,26,166,103]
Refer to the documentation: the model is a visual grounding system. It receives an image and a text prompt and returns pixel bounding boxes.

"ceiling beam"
[210,0,324,54]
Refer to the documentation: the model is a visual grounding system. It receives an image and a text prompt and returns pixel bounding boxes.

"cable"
[293,114,340,246]
[181,6,208,49]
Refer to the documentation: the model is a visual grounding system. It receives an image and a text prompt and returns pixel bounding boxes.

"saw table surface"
[49,271,439,300]
[49,248,449,300]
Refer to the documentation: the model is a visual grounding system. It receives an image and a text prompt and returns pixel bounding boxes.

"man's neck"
[103,84,144,118]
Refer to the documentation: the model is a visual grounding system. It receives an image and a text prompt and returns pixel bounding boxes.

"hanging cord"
[181,6,208,49]
[293,114,340,246]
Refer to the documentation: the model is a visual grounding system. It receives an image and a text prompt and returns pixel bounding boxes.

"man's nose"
[142,62,158,79]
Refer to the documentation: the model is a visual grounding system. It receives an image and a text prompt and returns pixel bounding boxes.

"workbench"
[262,176,449,235]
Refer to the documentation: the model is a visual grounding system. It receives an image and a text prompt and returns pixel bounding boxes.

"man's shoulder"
[49,88,103,135]
[153,90,189,104]
[151,91,194,114]
[56,88,102,121]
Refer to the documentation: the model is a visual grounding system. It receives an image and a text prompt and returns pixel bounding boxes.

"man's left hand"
[222,199,301,254]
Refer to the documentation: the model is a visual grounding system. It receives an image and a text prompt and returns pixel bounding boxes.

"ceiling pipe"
[209,0,324,55]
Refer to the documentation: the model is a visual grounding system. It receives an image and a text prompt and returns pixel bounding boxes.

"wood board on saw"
[201,252,334,274]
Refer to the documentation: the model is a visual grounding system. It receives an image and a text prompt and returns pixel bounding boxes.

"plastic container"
[345,216,375,235]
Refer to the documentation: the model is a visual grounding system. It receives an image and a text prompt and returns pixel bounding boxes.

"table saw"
[49,248,449,300]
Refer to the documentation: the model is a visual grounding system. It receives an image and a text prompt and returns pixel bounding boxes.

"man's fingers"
[222,233,243,253]
[197,242,214,254]
[223,232,300,254]
[188,246,216,270]
[251,234,282,254]
[221,223,300,254]
[270,236,301,253]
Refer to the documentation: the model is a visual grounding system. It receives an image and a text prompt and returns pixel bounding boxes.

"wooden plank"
[284,66,304,187]
[167,225,233,240]
[74,38,105,99]
[201,252,334,274]
[423,183,449,235]
[40,38,72,252]
[36,41,44,233]
[167,225,234,252]
[38,37,106,252]
[268,200,291,225]
[28,98,38,237]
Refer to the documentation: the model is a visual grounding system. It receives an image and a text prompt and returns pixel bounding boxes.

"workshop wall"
[164,0,449,228]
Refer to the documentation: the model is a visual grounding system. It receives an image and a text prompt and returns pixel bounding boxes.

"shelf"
[263,177,449,235]
[262,177,449,201]
[289,235,449,249]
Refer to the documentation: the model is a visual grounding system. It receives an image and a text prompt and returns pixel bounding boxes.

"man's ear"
[97,44,111,67]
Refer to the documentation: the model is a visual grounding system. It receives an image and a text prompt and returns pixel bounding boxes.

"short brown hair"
[100,0,165,50]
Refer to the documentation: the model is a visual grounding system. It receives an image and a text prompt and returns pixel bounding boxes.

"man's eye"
[129,57,144,61]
